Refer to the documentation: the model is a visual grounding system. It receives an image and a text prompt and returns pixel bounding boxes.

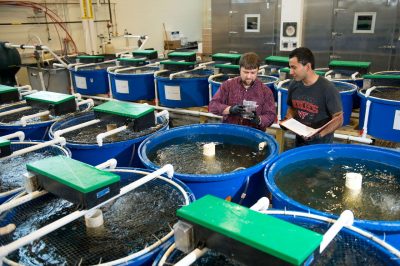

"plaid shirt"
[209,76,276,131]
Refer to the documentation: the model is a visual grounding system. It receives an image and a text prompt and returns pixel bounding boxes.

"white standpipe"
[174,247,210,266]
[250,197,270,211]
[319,210,354,253]
[53,119,101,138]
[0,164,174,263]
[0,137,66,161]
[1,131,25,141]
[96,125,127,147]
[345,172,363,191]
[258,141,267,151]
[20,110,51,127]
[203,143,216,157]
[362,86,376,138]
[95,159,118,170]
[84,209,104,228]
[0,106,32,117]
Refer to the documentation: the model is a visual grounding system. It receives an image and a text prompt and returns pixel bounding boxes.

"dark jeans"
[295,133,334,147]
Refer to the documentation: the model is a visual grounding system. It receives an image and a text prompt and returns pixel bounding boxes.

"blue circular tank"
[139,123,278,207]
[0,141,70,204]
[49,111,169,167]
[108,66,158,101]
[358,86,400,142]
[275,80,357,125]
[209,74,279,101]
[155,69,212,108]
[153,210,400,265]
[0,167,194,265]
[265,144,400,249]
[70,62,116,95]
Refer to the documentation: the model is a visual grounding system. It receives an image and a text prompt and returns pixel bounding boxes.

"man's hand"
[229,105,245,115]
[248,111,260,125]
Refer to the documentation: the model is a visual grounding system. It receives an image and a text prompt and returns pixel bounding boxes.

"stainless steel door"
[332,0,398,71]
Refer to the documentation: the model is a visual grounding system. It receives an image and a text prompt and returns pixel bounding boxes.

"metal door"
[332,0,398,71]
[228,0,278,58]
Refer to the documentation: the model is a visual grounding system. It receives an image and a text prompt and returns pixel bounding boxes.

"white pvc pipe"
[174,248,210,266]
[96,125,127,147]
[1,131,25,141]
[0,138,66,161]
[0,187,24,199]
[95,159,117,170]
[351,71,359,80]
[250,197,270,211]
[0,190,48,215]
[53,119,101,138]
[0,164,174,261]
[319,210,354,253]
[277,90,282,121]
[155,110,169,122]
[76,98,94,108]
[74,93,82,101]
[19,90,38,96]
[198,61,215,67]
[169,66,206,80]
[361,86,376,138]
[17,85,32,91]
[324,70,333,78]
[38,71,46,91]
[0,106,32,117]
[157,243,176,266]
[20,110,51,127]
[333,133,373,144]
[75,59,117,71]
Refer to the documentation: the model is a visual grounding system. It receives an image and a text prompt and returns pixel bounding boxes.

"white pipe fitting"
[319,210,354,253]
[174,248,210,266]
[74,93,82,101]
[277,79,290,88]
[155,110,169,122]
[53,119,101,139]
[351,71,359,80]
[84,209,104,228]
[20,110,51,127]
[96,125,127,147]
[250,197,270,211]
[77,98,94,108]
[203,143,216,157]
[95,159,118,170]
[345,173,363,191]
[1,131,25,141]
[324,70,333,78]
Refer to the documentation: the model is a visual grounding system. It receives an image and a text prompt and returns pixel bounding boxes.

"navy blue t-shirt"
[287,76,342,129]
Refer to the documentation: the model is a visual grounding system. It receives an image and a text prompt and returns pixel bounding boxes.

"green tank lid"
[177,195,323,265]
[77,55,105,59]
[93,101,154,119]
[329,60,371,69]
[315,70,327,76]
[25,91,75,105]
[168,51,196,57]
[214,64,240,70]
[0,137,10,147]
[132,50,157,56]
[0,85,17,94]
[26,155,120,193]
[280,67,290,73]
[265,56,290,64]
[212,53,242,60]
[363,74,400,80]
[160,61,196,66]
[117,58,146,63]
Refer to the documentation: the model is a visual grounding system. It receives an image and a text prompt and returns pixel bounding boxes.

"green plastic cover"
[93,101,154,119]
[25,91,75,105]
[77,55,105,59]
[265,56,289,64]
[0,137,11,148]
[329,60,371,69]
[117,58,146,63]
[280,67,290,73]
[177,195,323,265]
[26,156,120,193]
[168,51,196,57]
[160,61,195,66]
[132,50,157,56]
[0,85,17,94]
[212,53,242,60]
[214,64,240,70]
[363,74,400,80]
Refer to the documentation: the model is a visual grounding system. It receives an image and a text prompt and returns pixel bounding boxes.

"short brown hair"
[239,52,261,70]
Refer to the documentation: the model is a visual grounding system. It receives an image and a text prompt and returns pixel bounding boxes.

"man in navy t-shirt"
[284,47,343,147]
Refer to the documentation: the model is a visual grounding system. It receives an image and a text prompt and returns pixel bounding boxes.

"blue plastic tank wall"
[139,123,278,207]
[358,89,400,142]
[209,75,279,101]
[0,103,53,140]
[155,70,212,108]
[0,141,71,204]
[70,68,109,95]
[108,67,158,101]
[265,144,400,249]
[275,80,356,125]
[49,112,169,167]
[0,168,194,265]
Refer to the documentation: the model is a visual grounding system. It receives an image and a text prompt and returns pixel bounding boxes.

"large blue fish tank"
[139,123,278,207]
[275,80,357,125]
[0,167,194,265]
[265,144,400,249]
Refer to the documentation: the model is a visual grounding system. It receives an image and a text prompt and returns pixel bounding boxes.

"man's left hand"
[248,111,260,125]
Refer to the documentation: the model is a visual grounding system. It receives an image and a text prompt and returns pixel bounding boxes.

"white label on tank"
[393,110,400,130]
[115,80,129,94]
[165,85,181,101]
[75,76,87,89]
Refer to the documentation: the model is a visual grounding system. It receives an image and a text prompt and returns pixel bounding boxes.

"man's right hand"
[229,105,245,115]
